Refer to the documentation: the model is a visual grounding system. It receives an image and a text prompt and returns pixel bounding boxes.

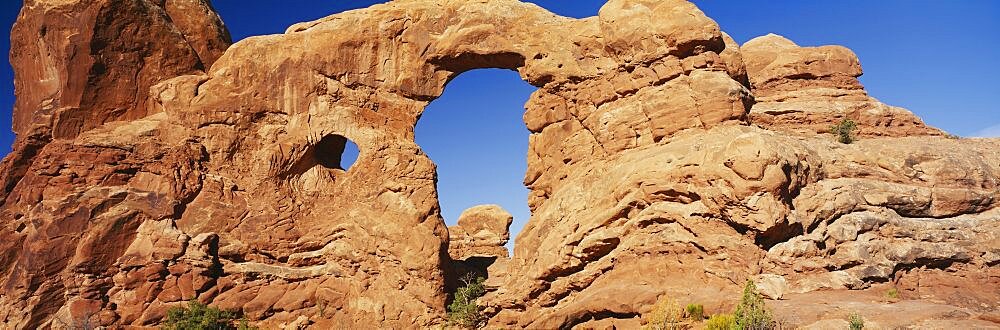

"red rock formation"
[0,0,230,207]
[1,1,230,328]
[0,0,996,329]
[448,205,513,261]
[742,34,944,137]
[9,0,230,140]
[446,205,513,306]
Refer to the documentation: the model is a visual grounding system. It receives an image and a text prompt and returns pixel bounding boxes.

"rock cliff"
[0,0,996,329]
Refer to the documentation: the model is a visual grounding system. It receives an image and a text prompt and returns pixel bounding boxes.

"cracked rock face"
[0,0,998,329]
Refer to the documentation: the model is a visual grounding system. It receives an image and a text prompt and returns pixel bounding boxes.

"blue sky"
[0,1,996,242]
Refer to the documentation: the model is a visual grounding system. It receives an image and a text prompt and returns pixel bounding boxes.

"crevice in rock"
[891,258,961,277]
[564,311,641,330]
[755,220,804,250]
[444,256,497,297]
[281,133,359,181]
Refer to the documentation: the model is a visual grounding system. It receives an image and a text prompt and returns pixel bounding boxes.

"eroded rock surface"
[769,284,1000,329]
[0,0,997,329]
[448,205,513,261]
[9,0,230,140]
[742,34,944,137]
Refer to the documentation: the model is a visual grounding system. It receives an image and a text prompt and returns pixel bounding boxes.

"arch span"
[149,0,752,327]
[416,69,533,243]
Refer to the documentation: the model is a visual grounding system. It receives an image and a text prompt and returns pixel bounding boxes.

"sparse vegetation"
[704,313,736,330]
[734,280,775,330]
[686,303,704,321]
[643,295,683,330]
[447,275,486,329]
[317,298,328,318]
[830,118,858,144]
[945,133,961,139]
[640,282,779,329]
[849,312,865,330]
[163,300,258,330]
[885,287,900,300]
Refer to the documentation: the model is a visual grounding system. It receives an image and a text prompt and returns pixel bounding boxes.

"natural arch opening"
[314,134,359,170]
[288,134,360,193]
[416,69,535,252]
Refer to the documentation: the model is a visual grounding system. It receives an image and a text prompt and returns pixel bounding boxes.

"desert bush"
[316,298,328,318]
[734,280,774,330]
[685,303,704,321]
[704,313,735,330]
[163,300,257,330]
[885,287,900,299]
[830,118,858,144]
[643,295,683,330]
[849,312,865,330]
[447,275,486,329]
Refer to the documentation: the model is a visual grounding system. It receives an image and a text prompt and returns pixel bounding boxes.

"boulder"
[755,274,788,300]
[448,205,514,260]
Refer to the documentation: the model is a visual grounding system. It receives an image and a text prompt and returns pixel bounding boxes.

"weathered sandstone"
[9,0,230,140]
[448,205,513,261]
[485,125,999,328]
[0,0,996,329]
[742,34,945,137]
[446,205,513,301]
[0,0,230,210]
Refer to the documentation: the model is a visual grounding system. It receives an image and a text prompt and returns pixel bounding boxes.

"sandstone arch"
[86,0,748,326]
[146,0,749,326]
[1,0,997,328]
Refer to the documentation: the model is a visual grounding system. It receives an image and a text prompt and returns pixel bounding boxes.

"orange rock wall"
[0,0,996,328]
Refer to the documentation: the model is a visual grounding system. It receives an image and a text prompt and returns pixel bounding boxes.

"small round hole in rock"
[315,134,359,170]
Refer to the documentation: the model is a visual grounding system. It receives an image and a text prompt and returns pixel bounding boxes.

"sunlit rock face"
[448,205,513,261]
[0,0,997,329]
[741,33,944,138]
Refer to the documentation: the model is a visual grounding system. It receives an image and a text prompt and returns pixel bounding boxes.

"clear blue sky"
[0,1,997,243]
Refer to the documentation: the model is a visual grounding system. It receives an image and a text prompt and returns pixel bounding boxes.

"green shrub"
[885,287,900,299]
[734,280,774,330]
[643,295,683,330]
[849,312,864,330]
[830,118,858,144]
[704,313,735,330]
[317,298,328,317]
[447,275,486,329]
[686,303,704,321]
[163,300,258,330]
